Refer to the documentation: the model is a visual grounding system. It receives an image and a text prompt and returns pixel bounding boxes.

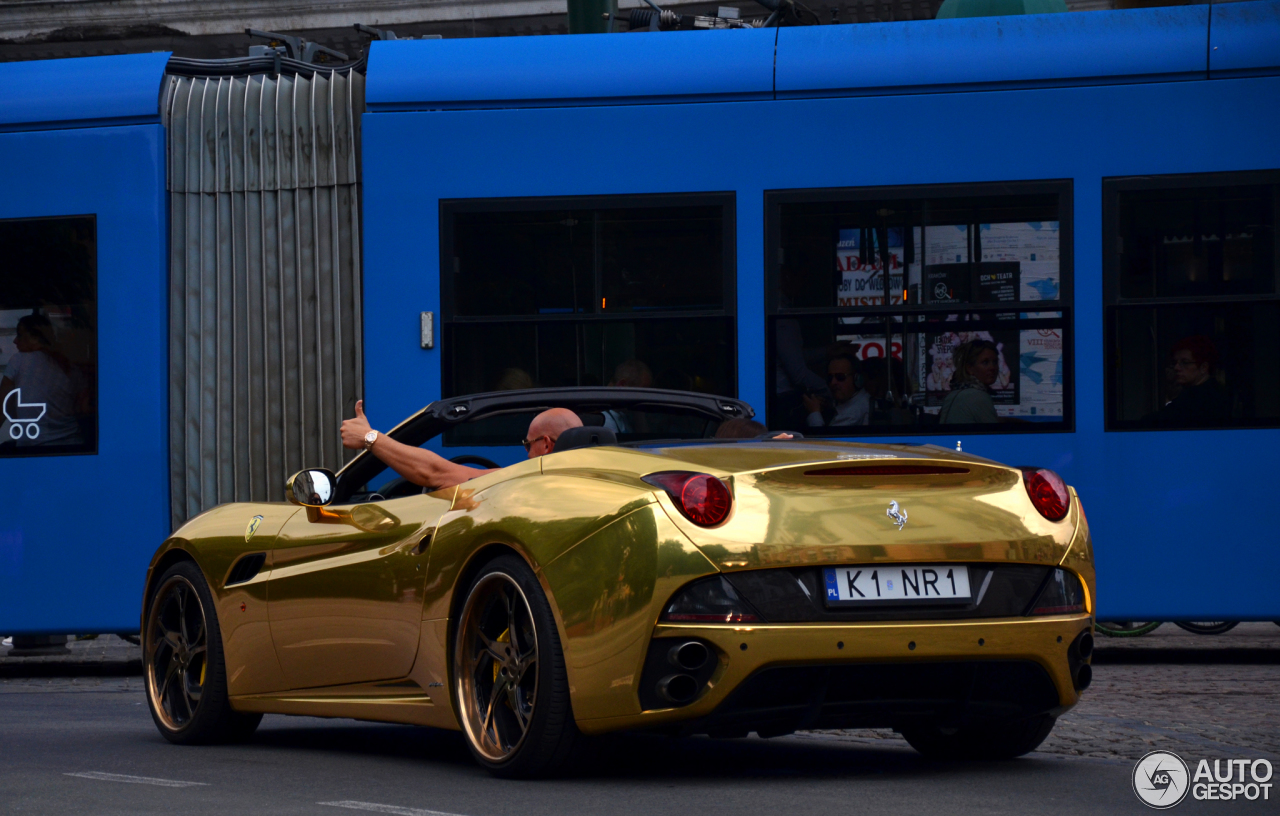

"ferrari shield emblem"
[245,515,264,542]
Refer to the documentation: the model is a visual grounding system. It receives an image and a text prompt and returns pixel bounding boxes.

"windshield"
[334,390,747,504]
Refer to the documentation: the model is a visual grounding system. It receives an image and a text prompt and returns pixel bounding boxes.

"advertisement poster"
[836,228,905,308]
[924,224,970,266]
[924,263,969,304]
[1017,327,1065,419]
[980,221,1060,302]
[836,228,907,360]
[976,261,1020,304]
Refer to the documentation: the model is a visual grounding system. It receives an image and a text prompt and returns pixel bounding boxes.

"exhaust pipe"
[1074,663,1093,691]
[667,640,709,672]
[656,674,699,704]
[1077,633,1094,660]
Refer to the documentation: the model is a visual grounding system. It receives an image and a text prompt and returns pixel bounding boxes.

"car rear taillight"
[642,471,733,527]
[1021,468,1070,522]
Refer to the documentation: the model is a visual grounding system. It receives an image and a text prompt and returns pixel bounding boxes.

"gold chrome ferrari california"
[141,388,1095,777]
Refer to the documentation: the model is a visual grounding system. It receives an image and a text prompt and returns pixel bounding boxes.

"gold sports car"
[141,388,1095,777]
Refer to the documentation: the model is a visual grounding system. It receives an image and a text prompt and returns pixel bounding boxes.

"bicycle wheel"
[1174,621,1238,635]
[1094,621,1163,637]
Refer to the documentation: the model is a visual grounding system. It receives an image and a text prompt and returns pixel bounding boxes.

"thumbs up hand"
[341,399,374,450]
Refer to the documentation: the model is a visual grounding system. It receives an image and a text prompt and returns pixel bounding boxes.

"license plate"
[823,565,971,605]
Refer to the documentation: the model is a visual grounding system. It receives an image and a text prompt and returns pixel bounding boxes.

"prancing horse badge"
[245,515,264,542]
[886,501,908,530]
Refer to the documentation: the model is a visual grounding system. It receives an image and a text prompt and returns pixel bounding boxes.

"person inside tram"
[939,339,1000,424]
[602,358,653,433]
[774,267,830,426]
[1149,335,1231,427]
[1,314,89,449]
[340,401,582,491]
[803,350,871,428]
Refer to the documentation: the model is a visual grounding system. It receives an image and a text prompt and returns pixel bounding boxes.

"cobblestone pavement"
[792,624,1279,764]
[5,628,1278,764]
[0,634,142,693]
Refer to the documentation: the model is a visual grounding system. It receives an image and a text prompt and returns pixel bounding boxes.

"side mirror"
[285,468,337,507]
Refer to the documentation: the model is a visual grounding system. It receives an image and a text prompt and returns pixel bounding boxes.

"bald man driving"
[341,401,583,491]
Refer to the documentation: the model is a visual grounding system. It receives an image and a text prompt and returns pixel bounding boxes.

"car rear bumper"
[575,614,1093,736]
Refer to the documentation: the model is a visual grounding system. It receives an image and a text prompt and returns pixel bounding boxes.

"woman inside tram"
[0,314,89,449]
[939,339,1001,425]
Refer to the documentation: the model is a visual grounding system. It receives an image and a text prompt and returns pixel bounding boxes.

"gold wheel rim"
[144,575,208,731]
[455,573,539,762]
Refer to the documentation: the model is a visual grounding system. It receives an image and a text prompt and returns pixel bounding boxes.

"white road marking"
[319,801,469,816]
[65,771,209,788]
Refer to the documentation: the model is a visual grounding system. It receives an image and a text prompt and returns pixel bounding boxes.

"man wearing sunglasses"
[802,352,871,428]
[341,401,582,491]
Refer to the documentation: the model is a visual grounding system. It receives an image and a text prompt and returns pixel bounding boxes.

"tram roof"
[366,2,1279,111]
[0,52,170,133]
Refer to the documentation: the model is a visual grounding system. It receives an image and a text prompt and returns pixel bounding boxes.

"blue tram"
[0,3,1277,633]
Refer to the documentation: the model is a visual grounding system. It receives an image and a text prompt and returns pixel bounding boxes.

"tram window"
[598,206,723,312]
[1106,172,1280,431]
[0,215,97,457]
[766,183,1071,434]
[441,195,736,424]
[444,316,734,397]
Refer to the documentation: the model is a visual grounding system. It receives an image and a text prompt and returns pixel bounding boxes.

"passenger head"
[523,408,583,458]
[1170,335,1217,386]
[952,340,999,388]
[714,418,767,439]
[610,359,653,389]
[827,352,861,403]
[15,314,54,352]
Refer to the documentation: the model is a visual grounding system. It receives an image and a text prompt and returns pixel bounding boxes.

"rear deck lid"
[648,445,1077,571]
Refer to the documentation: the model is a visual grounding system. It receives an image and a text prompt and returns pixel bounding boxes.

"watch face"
[364,431,377,446]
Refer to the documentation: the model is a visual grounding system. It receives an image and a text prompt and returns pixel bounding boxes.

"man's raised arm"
[340,400,496,491]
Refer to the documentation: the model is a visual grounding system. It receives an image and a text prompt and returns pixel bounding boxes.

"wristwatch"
[363,430,378,450]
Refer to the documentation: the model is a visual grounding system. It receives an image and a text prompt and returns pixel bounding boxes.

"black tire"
[143,560,262,745]
[452,554,579,778]
[1174,621,1239,635]
[900,715,1056,760]
[1095,621,1163,637]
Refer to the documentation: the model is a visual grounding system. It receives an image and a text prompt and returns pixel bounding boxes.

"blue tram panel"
[362,3,1280,620]
[0,54,170,634]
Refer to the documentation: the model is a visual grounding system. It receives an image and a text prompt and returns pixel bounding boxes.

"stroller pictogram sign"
[3,388,46,440]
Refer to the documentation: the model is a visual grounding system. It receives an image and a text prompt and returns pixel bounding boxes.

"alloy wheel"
[455,572,539,762]
[145,575,209,731]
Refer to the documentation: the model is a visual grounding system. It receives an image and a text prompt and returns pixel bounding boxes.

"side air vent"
[225,553,267,587]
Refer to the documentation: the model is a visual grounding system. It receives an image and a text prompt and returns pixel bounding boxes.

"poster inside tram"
[835,222,1063,421]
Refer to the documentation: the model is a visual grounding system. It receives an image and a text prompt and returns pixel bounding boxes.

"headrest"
[553,425,618,452]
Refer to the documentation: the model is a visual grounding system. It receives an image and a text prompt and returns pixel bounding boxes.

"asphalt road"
[0,689,1271,816]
